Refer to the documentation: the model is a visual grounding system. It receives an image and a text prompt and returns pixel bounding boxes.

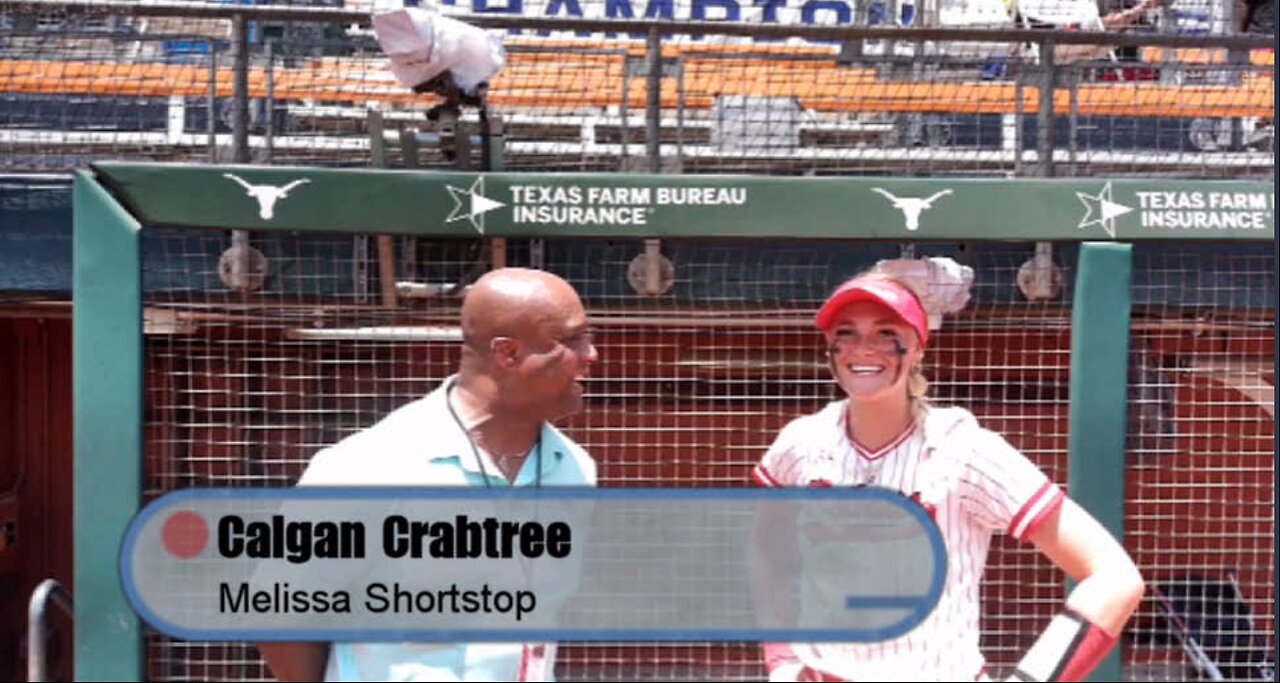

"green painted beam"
[73,170,143,682]
[1068,242,1133,683]
[91,162,1274,241]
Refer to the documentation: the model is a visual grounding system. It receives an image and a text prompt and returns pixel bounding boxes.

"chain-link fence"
[1,0,1273,177]
[130,229,1272,682]
[19,1,1273,681]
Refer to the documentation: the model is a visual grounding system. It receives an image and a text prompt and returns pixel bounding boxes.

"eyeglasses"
[828,329,908,357]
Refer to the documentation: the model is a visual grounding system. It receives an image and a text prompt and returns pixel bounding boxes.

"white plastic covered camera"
[872,257,976,331]
[372,3,506,97]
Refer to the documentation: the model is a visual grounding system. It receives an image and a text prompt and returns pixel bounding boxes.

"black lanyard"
[445,378,543,487]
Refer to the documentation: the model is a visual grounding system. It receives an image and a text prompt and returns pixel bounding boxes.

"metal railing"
[0,0,1272,177]
[27,578,73,683]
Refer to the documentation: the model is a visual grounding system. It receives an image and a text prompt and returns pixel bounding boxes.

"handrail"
[27,578,73,683]
[0,0,1273,51]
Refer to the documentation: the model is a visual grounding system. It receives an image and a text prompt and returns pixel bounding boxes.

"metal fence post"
[231,12,250,164]
[230,14,255,296]
[207,37,218,162]
[264,39,274,164]
[645,26,662,174]
[1036,38,1056,178]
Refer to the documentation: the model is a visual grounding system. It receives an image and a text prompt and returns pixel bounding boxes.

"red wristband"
[1058,617,1118,682]
[1012,609,1118,682]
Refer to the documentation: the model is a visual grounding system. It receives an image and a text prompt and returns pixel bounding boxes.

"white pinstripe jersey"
[752,402,1064,682]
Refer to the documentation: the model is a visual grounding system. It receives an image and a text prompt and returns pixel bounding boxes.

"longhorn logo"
[871,188,953,232]
[223,174,311,220]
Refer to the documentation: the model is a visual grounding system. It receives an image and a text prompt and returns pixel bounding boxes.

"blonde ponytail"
[908,363,931,425]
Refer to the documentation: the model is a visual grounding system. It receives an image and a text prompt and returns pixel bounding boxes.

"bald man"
[259,268,599,682]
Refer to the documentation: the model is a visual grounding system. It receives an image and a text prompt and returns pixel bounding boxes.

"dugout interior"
[115,227,1272,682]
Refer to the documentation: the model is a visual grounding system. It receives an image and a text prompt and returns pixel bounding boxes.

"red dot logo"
[162,510,209,559]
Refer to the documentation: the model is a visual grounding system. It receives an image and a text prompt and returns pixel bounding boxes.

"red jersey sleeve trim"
[1009,481,1065,541]
[752,463,783,487]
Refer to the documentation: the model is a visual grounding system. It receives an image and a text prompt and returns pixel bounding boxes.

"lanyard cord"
[446,378,543,488]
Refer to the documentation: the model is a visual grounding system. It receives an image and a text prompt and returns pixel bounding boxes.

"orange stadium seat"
[0,51,1272,118]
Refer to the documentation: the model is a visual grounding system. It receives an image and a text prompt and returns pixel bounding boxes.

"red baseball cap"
[814,276,929,347]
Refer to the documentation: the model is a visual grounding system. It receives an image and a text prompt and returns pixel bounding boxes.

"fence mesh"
[0,1,1273,177]
[137,227,1273,681]
[1125,245,1274,683]
[13,0,1273,680]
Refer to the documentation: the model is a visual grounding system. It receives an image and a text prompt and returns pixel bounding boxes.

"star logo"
[445,176,506,234]
[1076,182,1133,239]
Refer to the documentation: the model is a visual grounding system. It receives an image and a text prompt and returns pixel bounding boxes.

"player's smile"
[847,364,886,376]
[837,356,899,398]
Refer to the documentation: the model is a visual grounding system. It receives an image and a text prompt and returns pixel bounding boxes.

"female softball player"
[753,269,1145,682]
